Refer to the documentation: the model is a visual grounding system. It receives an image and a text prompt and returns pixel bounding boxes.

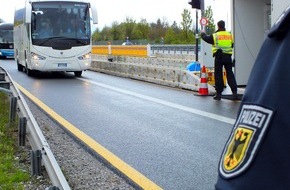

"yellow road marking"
[15,82,163,190]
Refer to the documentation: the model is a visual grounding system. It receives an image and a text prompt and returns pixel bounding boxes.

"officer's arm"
[201,33,214,45]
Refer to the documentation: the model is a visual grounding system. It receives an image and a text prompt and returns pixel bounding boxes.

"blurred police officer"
[201,20,237,100]
[215,4,290,190]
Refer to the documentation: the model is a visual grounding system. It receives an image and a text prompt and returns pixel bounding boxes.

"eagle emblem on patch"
[219,104,274,179]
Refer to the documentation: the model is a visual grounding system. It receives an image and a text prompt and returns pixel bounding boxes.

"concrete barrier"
[90,55,215,94]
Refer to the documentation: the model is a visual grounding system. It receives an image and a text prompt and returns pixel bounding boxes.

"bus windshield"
[0,28,13,43]
[31,2,91,48]
[0,23,14,58]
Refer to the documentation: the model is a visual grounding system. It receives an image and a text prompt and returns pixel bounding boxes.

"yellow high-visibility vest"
[212,31,233,55]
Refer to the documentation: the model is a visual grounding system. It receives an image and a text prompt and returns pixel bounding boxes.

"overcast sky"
[0,0,230,29]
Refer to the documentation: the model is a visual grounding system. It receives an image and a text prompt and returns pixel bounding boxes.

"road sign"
[200,17,208,26]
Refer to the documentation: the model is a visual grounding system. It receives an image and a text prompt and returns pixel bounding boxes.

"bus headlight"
[31,52,46,60]
[78,53,91,60]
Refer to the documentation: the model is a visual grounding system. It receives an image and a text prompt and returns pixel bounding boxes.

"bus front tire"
[17,63,24,71]
[26,67,34,76]
[74,71,82,77]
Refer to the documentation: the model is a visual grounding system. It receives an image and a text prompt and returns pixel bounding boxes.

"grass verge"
[0,92,30,189]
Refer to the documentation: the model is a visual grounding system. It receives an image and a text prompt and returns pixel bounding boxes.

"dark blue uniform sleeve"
[215,4,290,190]
[201,33,214,45]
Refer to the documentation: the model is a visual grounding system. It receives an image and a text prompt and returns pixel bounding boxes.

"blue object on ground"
[186,62,201,71]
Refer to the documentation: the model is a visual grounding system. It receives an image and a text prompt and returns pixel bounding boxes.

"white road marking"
[79,78,236,125]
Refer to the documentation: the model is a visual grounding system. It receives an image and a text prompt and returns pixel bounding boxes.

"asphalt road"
[0,59,241,190]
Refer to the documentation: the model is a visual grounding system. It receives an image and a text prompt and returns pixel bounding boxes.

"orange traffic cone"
[198,65,209,96]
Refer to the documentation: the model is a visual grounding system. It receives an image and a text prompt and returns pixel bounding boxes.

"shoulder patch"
[219,104,274,179]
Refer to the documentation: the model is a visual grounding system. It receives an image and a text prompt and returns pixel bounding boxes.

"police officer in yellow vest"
[201,20,238,100]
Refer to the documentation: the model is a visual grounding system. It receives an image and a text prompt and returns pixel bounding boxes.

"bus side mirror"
[25,2,32,24]
[90,3,98,24]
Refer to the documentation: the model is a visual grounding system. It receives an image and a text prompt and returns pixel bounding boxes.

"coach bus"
[14,0,98,76]
[0,23,14,59]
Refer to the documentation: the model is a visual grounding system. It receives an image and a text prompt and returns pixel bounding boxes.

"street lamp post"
[188,0,204,62]
[195,9,199,62]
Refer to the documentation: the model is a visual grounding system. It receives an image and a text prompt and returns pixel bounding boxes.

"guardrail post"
[0,81,10,89]
[108,42,113,62]
[147,44,151,57]
[19,117,27,146]
[47,186,60,190]
[31,150,42,176]
[0,73,5,81]
[9,96,17,123]
[2,66,71,189]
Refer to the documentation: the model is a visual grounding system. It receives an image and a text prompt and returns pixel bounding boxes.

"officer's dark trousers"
[214,53,237,94]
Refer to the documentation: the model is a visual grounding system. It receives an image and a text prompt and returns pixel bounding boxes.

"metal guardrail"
[92,45,148,57]
[0,67,70,190]
[150,44,200,55]
[92,44,200,57]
